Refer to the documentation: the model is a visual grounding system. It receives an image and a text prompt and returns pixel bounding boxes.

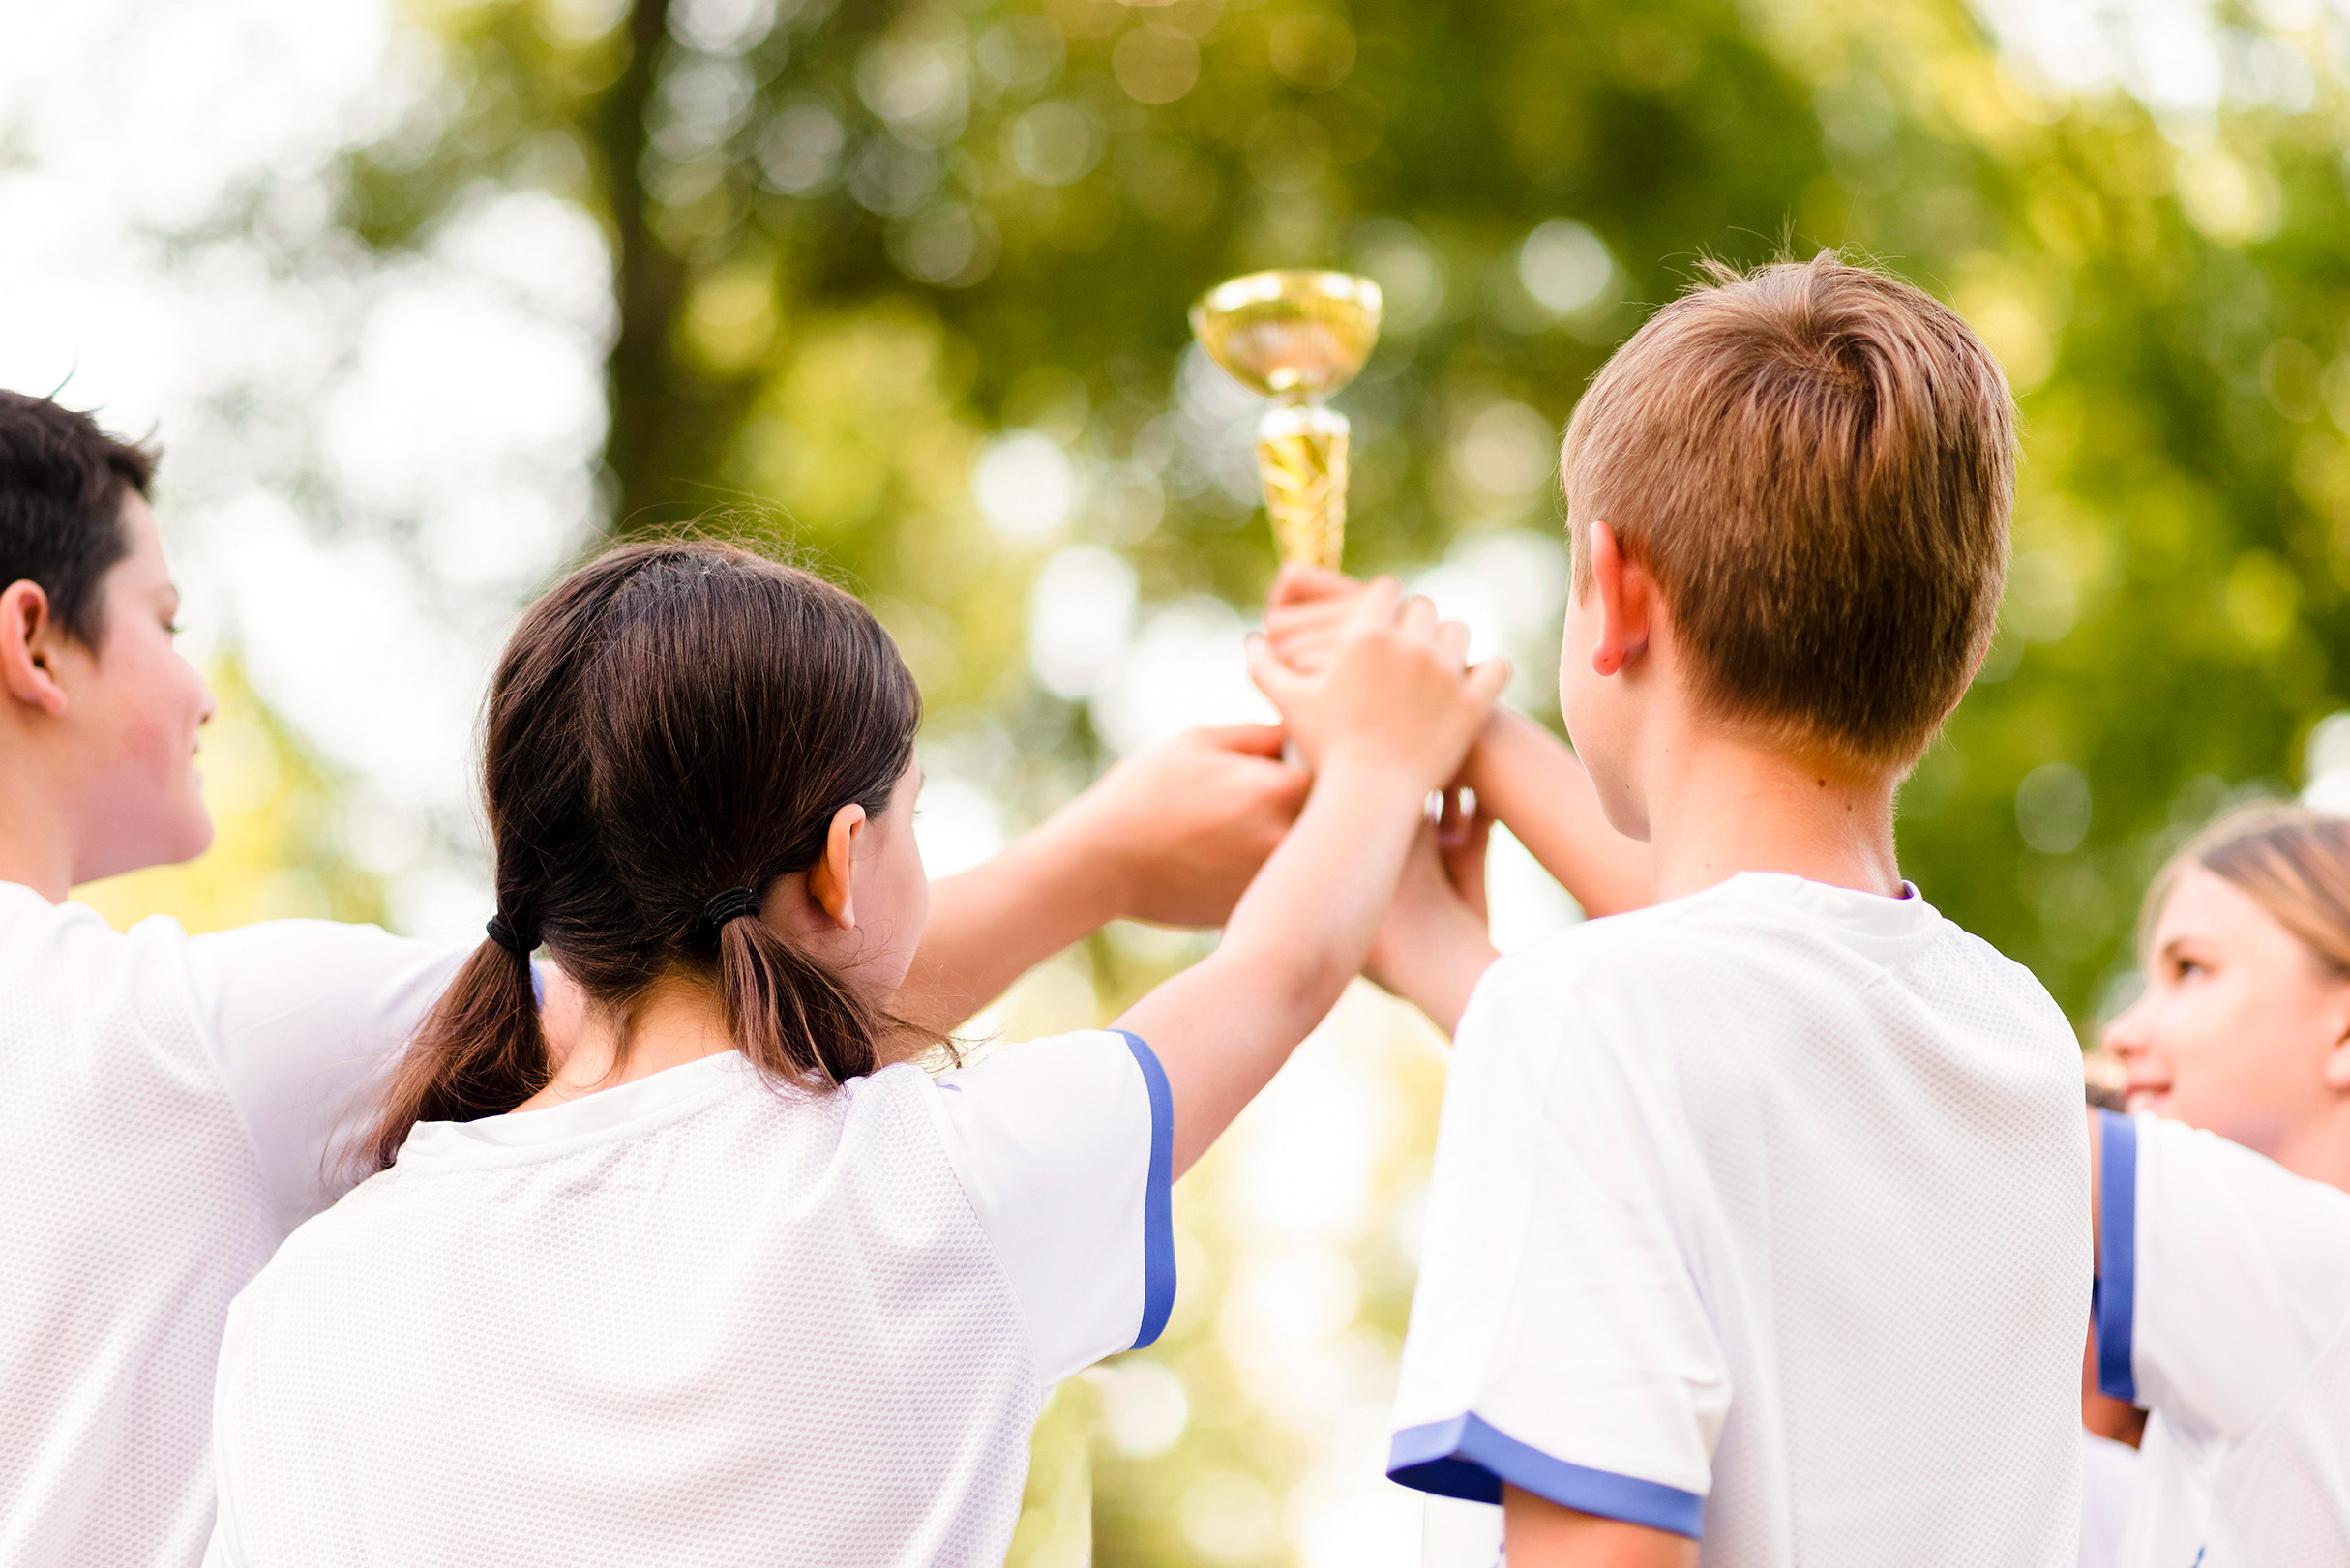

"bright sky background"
[0,0,611,939]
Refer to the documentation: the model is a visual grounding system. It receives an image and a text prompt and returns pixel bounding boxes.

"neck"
[521,976,734,1109]
[0,758,78,902]
[2271,1105,2350,1194]
[1639,718,1902,904]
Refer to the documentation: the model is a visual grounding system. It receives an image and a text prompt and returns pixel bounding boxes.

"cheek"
[133,643,208,769]
[2169,976,2308,1103]
[899,857,932,942]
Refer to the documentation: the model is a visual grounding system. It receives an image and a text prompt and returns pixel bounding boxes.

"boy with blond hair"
[1262,253,2089,1565]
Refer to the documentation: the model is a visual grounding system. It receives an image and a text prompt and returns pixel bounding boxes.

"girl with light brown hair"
[2087,802,2350,1567]
[2104,803,2350,1179]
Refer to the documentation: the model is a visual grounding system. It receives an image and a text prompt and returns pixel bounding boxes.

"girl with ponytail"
[2081,804,2350,1566]
[205,539,1505,1568]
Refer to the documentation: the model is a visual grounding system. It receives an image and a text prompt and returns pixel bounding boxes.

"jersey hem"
[1386,1412,1705,1539]
[1114,1029,1176,1349]
[2095,1109,2139,1404]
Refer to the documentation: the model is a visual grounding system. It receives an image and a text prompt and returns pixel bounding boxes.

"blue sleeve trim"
[1114,1029,1176,1349]
[2096,1109,2139,1404]
[1387,1413,1705,1540]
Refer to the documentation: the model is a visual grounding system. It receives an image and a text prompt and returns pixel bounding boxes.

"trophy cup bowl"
[1190,271,1383,570]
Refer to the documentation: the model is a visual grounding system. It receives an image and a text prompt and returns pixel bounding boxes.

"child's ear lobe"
[0,581,69,718]
[807,804,868,931]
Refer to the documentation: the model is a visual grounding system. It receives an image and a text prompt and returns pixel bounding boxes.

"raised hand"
[1117,579,1508,1174]
[1261,561,1362,677]
[1246,577,1507,791]
[1061,724,1310,928]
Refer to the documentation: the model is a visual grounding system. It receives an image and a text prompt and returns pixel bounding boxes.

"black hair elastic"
[484,913,534,957]
[701,886,762,931]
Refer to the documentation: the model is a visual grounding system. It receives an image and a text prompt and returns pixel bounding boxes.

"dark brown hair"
[0,390,156,647]
[1560,251,2015,772]
[2147,803,2350,978]
[368,539,927,1170]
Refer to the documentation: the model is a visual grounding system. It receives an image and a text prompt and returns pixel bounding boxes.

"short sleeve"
[926,1027,1175,1386]
[2099,1110,2350,1439]
[174,920,466,1235]
[1387,966,1726,1540]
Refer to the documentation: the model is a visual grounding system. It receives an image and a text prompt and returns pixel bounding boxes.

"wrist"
[1460,707,1534,793]
[1317,745,1446,801]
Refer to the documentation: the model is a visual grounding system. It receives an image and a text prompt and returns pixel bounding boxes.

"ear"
[0,580,69,718]
[805,804,869,932]
[1585,521,1651,679]
[2324,997,2350,1093]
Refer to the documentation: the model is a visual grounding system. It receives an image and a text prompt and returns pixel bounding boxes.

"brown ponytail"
[367,540,932,1171]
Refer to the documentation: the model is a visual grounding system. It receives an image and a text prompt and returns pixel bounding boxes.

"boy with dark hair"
[0,390,1312,1566]
[1264,253,2088,1565]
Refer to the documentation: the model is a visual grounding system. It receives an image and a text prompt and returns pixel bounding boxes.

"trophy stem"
[1256,402,1349,570]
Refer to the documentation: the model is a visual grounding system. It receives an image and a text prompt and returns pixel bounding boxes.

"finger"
[1399,594,1439,643]
[1195,722,1289,758]
[1436,619,1472,671]
[1436,787,1472,849]
[1244,633,1305,708]
[1468,804,1496,856]
[1443,814,1494,922]
[1266,591,1353,628]
[1344,576,1403,635]
[1268,562,1362,609]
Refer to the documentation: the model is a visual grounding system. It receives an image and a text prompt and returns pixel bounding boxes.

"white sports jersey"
[1388,872,2090,1564]
[2095,1111,2350,1567]
[2080,1432,2139,1568]
[0,883,462,1568]
[206,1029,1175,1568]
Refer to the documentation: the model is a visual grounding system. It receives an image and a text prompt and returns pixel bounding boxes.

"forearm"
[1383,927,1497,1036]
[896,817,1126,1032]
[1466,709,1652,917]
[1118,765,1426,1172]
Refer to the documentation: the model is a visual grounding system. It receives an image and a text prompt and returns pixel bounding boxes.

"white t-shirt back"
[206,1028,1176,1568]
[0,883,462,1568]
[2095,1111,2350,1567]
[1389,872,2090,1565]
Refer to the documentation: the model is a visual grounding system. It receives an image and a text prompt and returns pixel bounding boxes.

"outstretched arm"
[1116,582,1507,1174]
[897,725,1309,1033]
[1264,564,1651,917]
[1464,708,1651,918]
[1360,796,1502,1034]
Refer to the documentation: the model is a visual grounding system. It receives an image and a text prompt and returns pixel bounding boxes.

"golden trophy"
[1189,270,1383,570]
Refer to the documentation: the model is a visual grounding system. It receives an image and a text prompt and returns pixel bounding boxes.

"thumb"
[1464,657,1513,709]
[1196,722,1289,759]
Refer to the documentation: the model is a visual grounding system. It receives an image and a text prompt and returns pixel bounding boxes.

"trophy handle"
[1256,403,1349,571]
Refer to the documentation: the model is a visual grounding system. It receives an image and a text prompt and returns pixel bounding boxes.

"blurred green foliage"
[341,0,2350,1556]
